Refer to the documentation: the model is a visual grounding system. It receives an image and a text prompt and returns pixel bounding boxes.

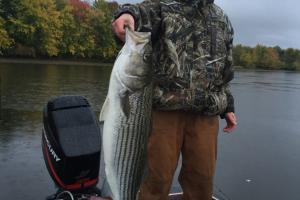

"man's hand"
[223,112,237,133]
[112,13,135,42]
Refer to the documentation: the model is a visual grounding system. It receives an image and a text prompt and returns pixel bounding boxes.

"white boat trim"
[212,196,220,200]
[169,192,220,200]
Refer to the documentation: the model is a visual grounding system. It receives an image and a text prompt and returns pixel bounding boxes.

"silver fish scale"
[100,28,152,200]
[113,86,152,200]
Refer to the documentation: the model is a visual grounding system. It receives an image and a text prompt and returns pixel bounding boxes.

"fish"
[99,27,152,200]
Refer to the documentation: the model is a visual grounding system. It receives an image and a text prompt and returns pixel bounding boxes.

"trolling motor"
[42,96,102,200]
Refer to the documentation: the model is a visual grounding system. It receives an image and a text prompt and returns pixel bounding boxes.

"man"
[112,0,237,199]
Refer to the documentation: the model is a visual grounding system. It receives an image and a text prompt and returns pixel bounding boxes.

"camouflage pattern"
[114,0,235,116]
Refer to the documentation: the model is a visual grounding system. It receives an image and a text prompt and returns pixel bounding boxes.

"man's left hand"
[223,112,237,133]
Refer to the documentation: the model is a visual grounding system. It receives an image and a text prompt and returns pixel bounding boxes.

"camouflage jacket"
[114,0,235,117]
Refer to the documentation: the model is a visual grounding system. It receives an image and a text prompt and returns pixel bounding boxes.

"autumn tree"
[0,16,14,54]
[59,0,96,58]
[233,45,254,68]
[283,48,299,70]
[92,0,117,59]
[32,0,62,56]
[262,48,282,69]
[1,0,35,52]
[232,44,243,66]
[1,0,62,57]
[6,0,299,66]
[232,45,300,70]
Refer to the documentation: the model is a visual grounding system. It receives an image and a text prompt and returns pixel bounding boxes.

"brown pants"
[138,110,219,200]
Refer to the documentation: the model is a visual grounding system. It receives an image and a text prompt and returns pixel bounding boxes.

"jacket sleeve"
[220,14,235,118]
[220,84,235,118]
[113,0,162,37]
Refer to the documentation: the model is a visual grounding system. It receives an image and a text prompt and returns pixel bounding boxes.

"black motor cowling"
[42,96,101,192]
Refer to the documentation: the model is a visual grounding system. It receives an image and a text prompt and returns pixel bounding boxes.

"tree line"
[0,0,119,61]
[233,44,300,70]
[1,0,300,70]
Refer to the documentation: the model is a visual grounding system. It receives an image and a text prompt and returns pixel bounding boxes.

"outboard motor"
[42,96,102,199]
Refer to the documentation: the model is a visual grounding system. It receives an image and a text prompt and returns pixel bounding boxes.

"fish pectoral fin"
[119,89,131,118]
[99,97,110,121]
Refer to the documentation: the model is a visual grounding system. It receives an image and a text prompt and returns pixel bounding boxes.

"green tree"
[252,44,267,68]
[1,0,62,57]
[31,0,62,56]
[240,48,254,68]
[284,48,298,70]
[0,0,119,59]
[55,0,68,10]
[233,45,254,68]
[2,0,35,48]
[273,45,285,62]
[59,0,95,58]
[262,48,282,69]
[92,0,117,59]
[0,16,14,54]
[58,3,78,56]
[232,44,243,66]
[232,45,290,70]
[293,60,300,71]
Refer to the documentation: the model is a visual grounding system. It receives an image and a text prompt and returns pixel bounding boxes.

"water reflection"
[1,63,111,112]
[232,70,300,92]
[1,64,300,200]
[214,70,300,200]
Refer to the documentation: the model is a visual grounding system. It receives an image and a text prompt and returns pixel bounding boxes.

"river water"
[1,63,300,200]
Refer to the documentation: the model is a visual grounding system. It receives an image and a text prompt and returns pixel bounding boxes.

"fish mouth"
[125,27,151,43]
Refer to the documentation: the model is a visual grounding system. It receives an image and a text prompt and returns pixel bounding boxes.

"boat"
[42,96,222,200]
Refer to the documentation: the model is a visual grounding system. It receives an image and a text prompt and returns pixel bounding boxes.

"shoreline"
[1,58,299,72]
[0,58,113,66]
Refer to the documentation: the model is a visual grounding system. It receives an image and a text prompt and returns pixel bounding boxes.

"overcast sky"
[102,0,300,49]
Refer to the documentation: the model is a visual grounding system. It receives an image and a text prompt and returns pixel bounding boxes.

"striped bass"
[99,28,152,200]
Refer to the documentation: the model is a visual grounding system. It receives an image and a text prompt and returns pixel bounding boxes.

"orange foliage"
[69,0,91,21]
